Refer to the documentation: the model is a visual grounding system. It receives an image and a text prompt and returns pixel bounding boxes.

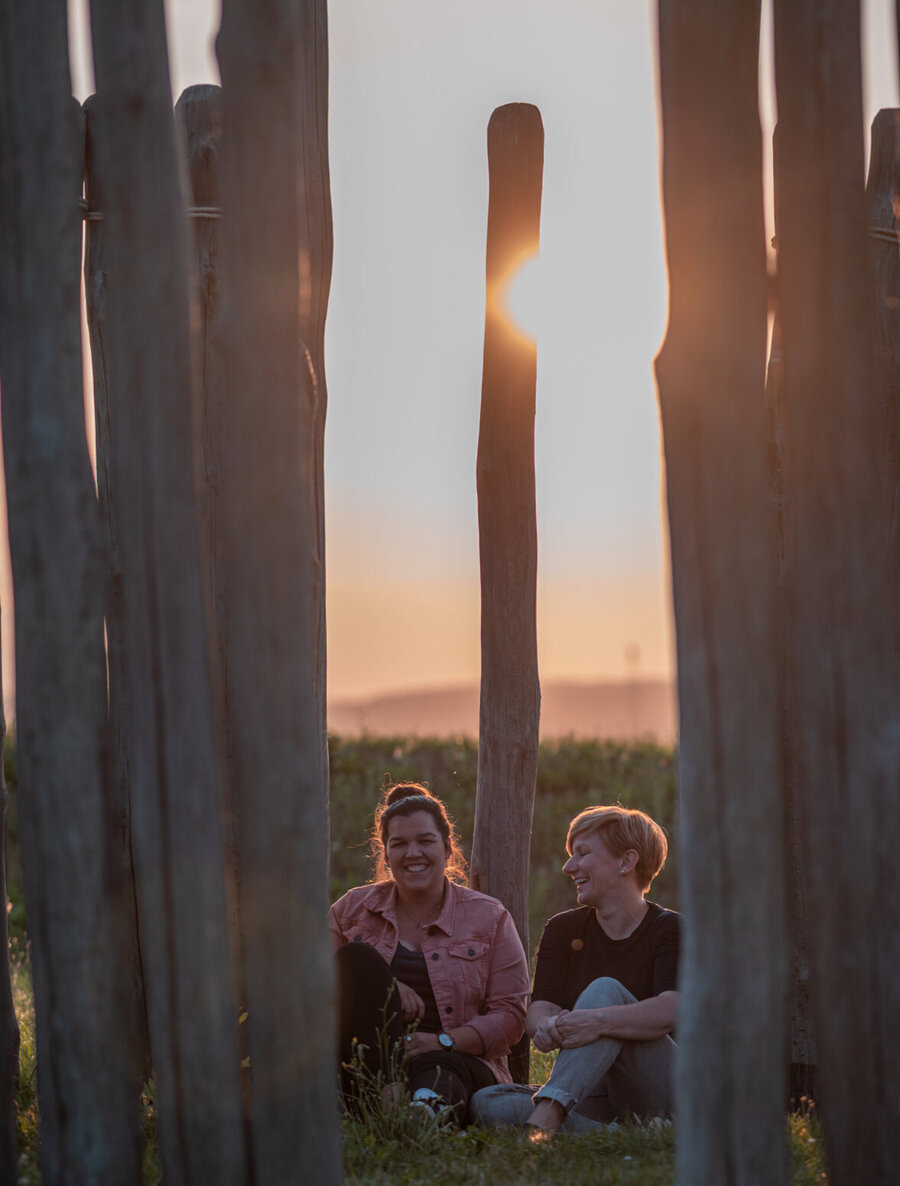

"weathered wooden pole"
[656,4,788,1184]
[766,123,817,1106]
[865,107,900,680]
[773,4,900,1182]
[83,93,153,1087]
[87,3,247,1183]
[470,102,543,1083]
[0,626,17,1186]
[174,85,227,696]
[0,5,143,1182]
[216,2,341,1181]
[296,0,334,814]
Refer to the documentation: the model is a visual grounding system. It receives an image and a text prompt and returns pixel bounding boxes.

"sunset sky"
[3,1,897,713]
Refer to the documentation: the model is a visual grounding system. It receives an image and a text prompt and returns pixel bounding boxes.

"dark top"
[531,902,681,1011]
[390,942,442,1032]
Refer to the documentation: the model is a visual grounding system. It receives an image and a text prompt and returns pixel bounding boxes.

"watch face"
[438,1032,454,1050]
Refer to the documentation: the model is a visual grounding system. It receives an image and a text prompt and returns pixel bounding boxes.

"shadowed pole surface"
[0,3,143,1181]
[216,0,341,1180]
[656,3,788,1183]
[88,1,247,1182]
[0,625,17,1186]
[83,90,153,1091]
[765,122,816,1105]
[773,3,900,1182]
[471,102,543,1084]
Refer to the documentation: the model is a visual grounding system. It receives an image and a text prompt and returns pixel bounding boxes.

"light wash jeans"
[470,977,675,1133]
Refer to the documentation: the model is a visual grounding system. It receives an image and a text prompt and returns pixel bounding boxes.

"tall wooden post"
[216,2,341,1181]
[83,92,153,1087]
[0,621,17,1186]
[773,4,900,1182]
[766,123,816,1105]
[471,103,543,1083]
[865,108,900,684]
[296,0,334,819]
[656,4,788,1184]
[0,5,143,1182]
[87,3,247,1183]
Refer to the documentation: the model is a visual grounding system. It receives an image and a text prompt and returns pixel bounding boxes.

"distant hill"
[328,679,677,742]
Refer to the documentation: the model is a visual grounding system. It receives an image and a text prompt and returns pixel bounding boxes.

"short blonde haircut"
[566,805,668,893]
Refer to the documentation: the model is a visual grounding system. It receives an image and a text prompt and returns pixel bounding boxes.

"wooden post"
[216,2,341,1181]
[471,103,543,1083]
[866,108,900,683]
[766,124,817,1105]
[83,92,153,1087]
[296,0,334,821]
[656,4,788,1184]
[773,3,900,1182]
[87,3,247,1183]
[0,6,143,1182]
[0,622,17,1186]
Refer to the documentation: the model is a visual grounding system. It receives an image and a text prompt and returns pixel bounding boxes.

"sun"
[501,251,542,344]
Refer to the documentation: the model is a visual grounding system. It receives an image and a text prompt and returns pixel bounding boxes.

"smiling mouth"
[404,863,430,873]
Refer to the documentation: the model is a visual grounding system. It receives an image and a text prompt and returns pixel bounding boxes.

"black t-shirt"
[390,943,442,1032]
[531,902,681,1010]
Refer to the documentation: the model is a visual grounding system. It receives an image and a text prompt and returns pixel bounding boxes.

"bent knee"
[470,1084,535,1128]
[573,977,637,1010]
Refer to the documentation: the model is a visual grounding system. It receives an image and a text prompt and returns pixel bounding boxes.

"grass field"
[5,734,828,1183]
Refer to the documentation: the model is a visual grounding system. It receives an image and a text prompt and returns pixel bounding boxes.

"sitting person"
[471,804,679,1135]
[329,782,529,1122]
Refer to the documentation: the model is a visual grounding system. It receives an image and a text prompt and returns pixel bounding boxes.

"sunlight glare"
[503,252,542,343]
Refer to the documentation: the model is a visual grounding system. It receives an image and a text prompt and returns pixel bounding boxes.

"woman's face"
[562,829,628,908]
[385,809,450,899]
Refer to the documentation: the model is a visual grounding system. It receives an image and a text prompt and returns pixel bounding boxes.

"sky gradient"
[1,1,897,713]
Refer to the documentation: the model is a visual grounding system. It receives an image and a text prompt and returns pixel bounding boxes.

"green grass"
[9,953,829,1185]
[6,734,828,1182]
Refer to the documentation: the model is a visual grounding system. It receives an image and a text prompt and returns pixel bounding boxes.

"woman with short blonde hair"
[473,802,679,1135]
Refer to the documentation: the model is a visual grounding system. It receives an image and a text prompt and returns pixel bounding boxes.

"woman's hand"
[555,1008,604,1048]
[402,1031,437,1060]
[396,981,425,1023]
[532,1012,564,1053]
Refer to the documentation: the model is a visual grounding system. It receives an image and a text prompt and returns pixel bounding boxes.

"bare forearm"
[577,992,677,1042]
[526,999,561,1038]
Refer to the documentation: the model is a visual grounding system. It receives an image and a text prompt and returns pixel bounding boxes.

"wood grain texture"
[471,103,543,1086]
[766,125,817,1100]
[296,0,334,822]
[87,3,246,1183]
[656,4,788,1184]
[83,91,153,1093]
[0,4,143,1181]
[773,3,900,1182]
[216,1,341,1180]
[0,627,18,1186]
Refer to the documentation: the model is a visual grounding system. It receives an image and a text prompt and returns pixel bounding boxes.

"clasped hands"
[533,1009,603,1051]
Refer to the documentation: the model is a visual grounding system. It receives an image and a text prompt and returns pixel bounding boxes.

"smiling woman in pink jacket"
[329,782,529,1123]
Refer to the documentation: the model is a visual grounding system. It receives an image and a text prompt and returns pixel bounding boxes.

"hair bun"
[384,782,434,808]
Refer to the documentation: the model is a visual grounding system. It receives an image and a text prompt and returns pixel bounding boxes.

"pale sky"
[2,1,897,713]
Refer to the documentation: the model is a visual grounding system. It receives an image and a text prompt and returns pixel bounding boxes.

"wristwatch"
[437,1031,456,1051]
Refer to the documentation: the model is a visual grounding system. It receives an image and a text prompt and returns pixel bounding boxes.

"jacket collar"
[366,877,458,935]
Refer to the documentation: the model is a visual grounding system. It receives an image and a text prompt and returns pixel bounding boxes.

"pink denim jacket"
[329,878,529,1083]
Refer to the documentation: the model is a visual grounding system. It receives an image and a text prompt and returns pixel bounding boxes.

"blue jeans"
[470,977,675,1132]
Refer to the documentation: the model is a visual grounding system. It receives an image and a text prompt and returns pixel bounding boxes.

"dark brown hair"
[371,782,468,884]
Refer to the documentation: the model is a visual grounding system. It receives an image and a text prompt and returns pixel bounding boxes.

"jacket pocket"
[447,940,489,990]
